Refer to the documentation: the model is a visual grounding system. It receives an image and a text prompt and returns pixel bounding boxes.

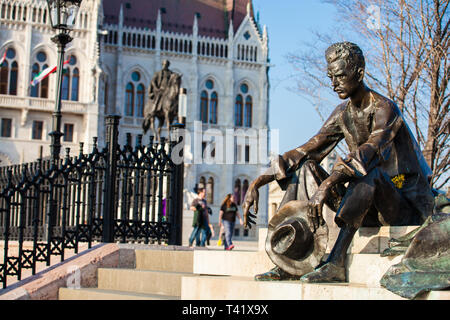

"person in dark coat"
[189,188,208,247]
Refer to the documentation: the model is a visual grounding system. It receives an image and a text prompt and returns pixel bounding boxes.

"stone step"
[97,268,193,296]
[258,226,419,254]
[193,250,275,277]
[58,287,179,300]
[192,249,404,287]
[181,275,450,300]
[135,249,194,272]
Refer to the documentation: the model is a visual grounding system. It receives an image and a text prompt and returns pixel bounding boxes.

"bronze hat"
[266,200,328,276]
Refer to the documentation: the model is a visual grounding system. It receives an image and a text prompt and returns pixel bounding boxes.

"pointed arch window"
[206,177,214,204]
[234,94,243,127]
[71,68,79,101]
[61,55,80,101]
[244,96,252,127]
[0,60,8,94]
[30,63,40,97]
[30,51,49,98]
[124,71,145,117]
[234,179,242,205]
[242,179,249,203]
[200,90,208,123]
[125,82,134,116]
[40,64,49,98]
[9,61,18,95]
[0,47,19,95]
[200,79,219,124]
[209,91,218,124]
[136,83,145,117]
[199,176,206,190]
[61,69,70,100]
[235,82,252,127]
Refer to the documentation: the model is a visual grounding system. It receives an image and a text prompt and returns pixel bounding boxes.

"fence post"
[168,123,185,245]
[102,115,121,243]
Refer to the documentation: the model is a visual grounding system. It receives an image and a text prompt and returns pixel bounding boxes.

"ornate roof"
[102,0,254,38]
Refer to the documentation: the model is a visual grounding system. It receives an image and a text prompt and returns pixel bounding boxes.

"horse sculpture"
[142,72,182,142]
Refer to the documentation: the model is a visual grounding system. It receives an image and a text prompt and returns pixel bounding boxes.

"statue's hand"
[307,185,328,232]
[242,185,259,229]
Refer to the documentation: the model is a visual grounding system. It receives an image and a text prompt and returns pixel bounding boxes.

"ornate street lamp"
[46,0,82,160]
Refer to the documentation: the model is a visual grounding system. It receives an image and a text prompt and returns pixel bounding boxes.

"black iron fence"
[0,115,184,288]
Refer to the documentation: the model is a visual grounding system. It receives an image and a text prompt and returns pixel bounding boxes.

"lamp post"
[46,0,82,161]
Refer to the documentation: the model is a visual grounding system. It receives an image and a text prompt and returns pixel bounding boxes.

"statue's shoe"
[254,266,302,281]
[300,263,346,283]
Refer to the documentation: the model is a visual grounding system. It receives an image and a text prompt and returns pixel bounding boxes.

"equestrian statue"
[143,60,182,141]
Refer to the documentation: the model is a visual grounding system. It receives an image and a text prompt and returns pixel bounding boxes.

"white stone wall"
[0,0,101,163]
[0,0,270,241]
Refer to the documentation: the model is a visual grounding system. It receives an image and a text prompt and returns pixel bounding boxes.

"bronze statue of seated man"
[242,42,435,283]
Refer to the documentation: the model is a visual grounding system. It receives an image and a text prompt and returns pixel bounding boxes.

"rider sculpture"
[143,60,182,141]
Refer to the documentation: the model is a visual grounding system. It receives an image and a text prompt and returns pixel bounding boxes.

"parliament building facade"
[0,0,270,242]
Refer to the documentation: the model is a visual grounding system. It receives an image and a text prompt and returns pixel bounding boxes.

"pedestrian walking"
[219,194,243,250]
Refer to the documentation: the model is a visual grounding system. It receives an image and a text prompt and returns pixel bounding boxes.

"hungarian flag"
[0,51,6,67]
[30,59,70,87]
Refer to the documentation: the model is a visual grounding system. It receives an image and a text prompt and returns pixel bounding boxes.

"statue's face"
[327,59,361,100]
[162,60,169,69]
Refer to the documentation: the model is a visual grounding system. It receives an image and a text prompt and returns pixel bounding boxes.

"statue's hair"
[325,42,365,73]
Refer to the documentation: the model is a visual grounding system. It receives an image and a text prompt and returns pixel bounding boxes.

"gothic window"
[136,84,145,117]
[207,177,214,204]
[30,63,40,97]
[244,96,252,127]
[30,51,49,98]
[125,82,134,116]
[209,92,218,124]
[199,176,206,189]
[124,71,145,117]
[234,179,242,205]
[0,47,18,95]
[242,179,249,203]
[71,68,79,101]
[198,175,215,204]
[234,94,243,127]
[0,61,8,94]
[200,91,208,123]
[62,55,79,101]
[235,83,252,127]
[200,79,218,124]
[61,69,70,100]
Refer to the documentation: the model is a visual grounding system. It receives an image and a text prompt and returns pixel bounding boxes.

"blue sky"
[252,0,339,152]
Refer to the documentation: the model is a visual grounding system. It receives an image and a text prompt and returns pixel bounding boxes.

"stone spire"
[246,0,254,17]
[156,8,162,33]
[228,19,234,39]
[118,3,124,27]
[193,12,198,36]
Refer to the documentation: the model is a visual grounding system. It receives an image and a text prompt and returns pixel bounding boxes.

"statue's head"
[162,59,170,69]
[325,42,365,100]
